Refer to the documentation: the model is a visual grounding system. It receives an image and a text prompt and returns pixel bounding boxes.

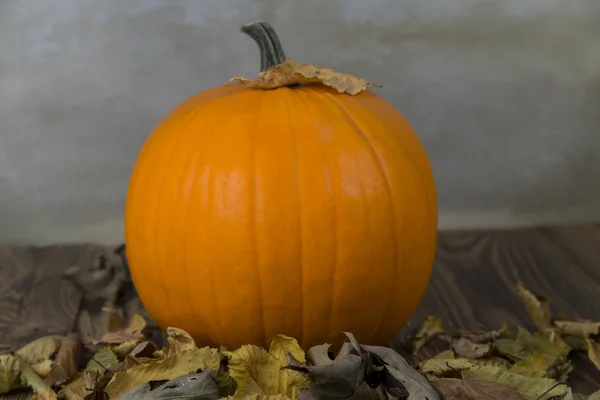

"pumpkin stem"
[241,21,287,72]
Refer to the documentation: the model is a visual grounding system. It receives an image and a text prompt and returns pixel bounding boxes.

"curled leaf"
[360,344,441,400]
[515,282,552,333]
[16,336,62,365]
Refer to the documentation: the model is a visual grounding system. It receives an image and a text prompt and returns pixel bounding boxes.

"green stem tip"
[241,21,288,72]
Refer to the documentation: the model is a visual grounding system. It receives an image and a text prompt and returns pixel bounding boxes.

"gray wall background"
[0,0,599,245]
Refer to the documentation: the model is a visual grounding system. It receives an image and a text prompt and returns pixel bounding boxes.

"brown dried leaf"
[431,378,526,400]
[99,314,146,345]
[129,341,158,359]
[44,334,80,386]
[411,315,445,355]
[231,59,379,95]
[163,327,197,356]
[515,281,552,332]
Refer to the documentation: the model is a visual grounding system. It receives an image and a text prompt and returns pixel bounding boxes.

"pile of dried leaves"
[1,281,600,400]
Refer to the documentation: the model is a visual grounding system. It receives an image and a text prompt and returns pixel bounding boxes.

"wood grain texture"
[1,224,599,395]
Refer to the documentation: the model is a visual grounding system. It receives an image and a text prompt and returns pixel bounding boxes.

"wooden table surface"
[1,224,600,394]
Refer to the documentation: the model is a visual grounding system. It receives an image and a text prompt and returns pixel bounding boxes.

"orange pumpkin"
[124,21,437,350]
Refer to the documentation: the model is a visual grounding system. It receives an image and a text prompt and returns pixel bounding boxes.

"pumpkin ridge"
[283,92,305,345]
[322,157,338,344]
[149,95,219,327]
[322,93,399,341]
[251,95,268,347]
[179,102,229,345]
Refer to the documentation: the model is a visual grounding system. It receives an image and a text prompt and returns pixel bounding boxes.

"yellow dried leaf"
[515,282,552,332]
[58,370,101,400]
[31,359,54,378]
[461,364,568,400]
[86,346,119,373]
[104,347,221,398]
[554,318,600,337]
[18,356,53,394]
[163,327,197,356]
[411,315,445,355]
[589,390,600,400]
[268,334,306,365]
[16,336,62,365]
[0,354,20,394]
[419,351,473,377]
[231,59,379,95]
[508,352,557,378]
[587,338,600,370]
[225,344,308,398]
[112,339,141,356]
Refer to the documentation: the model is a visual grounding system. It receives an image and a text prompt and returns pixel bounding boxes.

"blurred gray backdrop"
[0,0,599,245]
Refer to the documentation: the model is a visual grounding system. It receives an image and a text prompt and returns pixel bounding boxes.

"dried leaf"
[225,345,308,398]
[128,341,158,359]
[31,359,55,378]
[158,327,196,358]
[587,339,600,370]
[360,344,441,400]
[508,353,557,378]
[99,314,146,345]
[461,364,568,400]
[105,347,222,398]
[452,337,491,359]
[18,356,53,394]
[554,318,600,337]
[15,336,62,365]
[0,354,20,393]
[515,282,552,332]
[419,351,474,377]
[111,340,140,357]
[86,346,119,373]
[58,370,102,400]
[431,378,526,400]
[269,334,306,365]
[28,392,59,400]
[411,316,445,355]
[305,344,334,366]
[231,59,379,95]
[44,334,80,386]
[588,390,600,400]
[284,352,364,399]
[112,372,219,400]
